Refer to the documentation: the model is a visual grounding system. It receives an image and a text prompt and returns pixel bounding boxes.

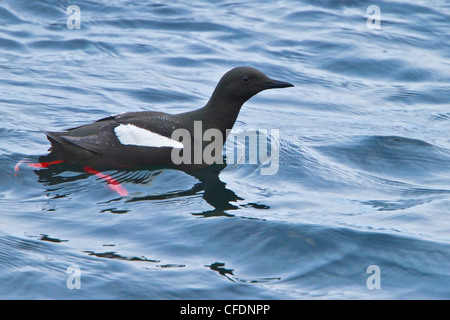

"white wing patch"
[114,124,183,148]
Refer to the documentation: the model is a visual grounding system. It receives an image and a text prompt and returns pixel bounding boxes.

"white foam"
[114,124,183,148]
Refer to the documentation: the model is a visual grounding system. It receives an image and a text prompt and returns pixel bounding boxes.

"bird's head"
[210,66,294,106]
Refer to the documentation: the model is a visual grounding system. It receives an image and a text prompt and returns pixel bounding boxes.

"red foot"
[14,159,66,175]
[27,160,67,168]
[83,166,129,196]
[14,159,128,197]
[14,160,29,174]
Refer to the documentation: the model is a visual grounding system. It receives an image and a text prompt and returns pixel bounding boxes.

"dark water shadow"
[33,155,254,217]
[205,262,281,284]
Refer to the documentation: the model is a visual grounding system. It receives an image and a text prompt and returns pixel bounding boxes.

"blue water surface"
[0,0,449,299]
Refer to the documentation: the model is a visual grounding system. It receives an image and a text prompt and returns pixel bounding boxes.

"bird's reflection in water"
[126,165,244,217]
[33,156,268,217]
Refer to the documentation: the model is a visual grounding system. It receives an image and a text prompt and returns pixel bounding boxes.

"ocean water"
[0,0,449,300]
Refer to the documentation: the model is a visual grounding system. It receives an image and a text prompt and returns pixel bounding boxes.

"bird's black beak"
[260,78,295,89]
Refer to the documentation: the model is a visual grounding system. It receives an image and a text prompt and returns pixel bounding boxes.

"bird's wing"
[47,120,117,155]
[47,111,183,155]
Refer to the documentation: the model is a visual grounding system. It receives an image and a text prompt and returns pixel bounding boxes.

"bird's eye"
[242,76,249,82]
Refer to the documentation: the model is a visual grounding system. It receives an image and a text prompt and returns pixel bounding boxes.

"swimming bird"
[44,67,294,170]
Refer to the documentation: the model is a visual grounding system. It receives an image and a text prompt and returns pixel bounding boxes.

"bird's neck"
[206,97,243,124]
[182,97,244,135]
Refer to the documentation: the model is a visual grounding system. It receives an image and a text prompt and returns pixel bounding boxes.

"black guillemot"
[44,67,294,170]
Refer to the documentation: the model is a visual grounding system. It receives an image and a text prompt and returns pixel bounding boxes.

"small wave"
[27,38,120,57]
[316,135,450,185]
[0,36,27,52]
